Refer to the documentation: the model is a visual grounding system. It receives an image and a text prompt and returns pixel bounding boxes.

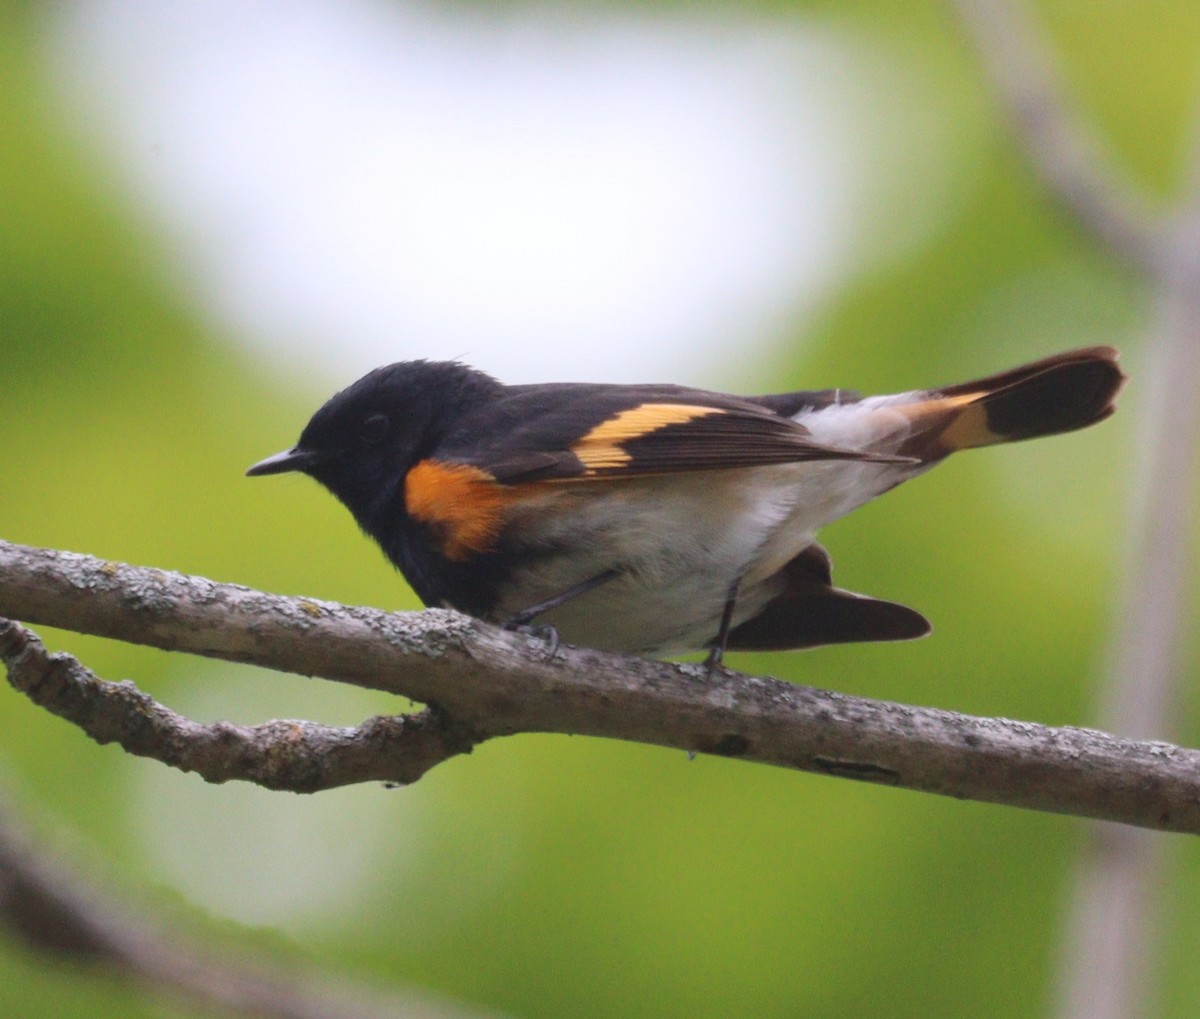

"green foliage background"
[2,2,1199,1017]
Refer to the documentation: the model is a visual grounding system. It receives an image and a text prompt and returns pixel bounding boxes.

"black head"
[247,360,501,529]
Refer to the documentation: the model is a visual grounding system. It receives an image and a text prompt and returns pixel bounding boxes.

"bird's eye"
[360,414,390,445]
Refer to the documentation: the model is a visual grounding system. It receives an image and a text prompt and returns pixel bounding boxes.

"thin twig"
[1055,196,1200,1019]
[0,789,509,1019]
[952,0,1165,271]
[950,2,1200,1017]
[1,539,1198,832]
[0,620,479,789]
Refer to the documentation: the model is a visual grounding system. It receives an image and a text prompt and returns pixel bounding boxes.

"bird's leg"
[503,569,621,655]
[504,569,621,627]
[704,575,743,674]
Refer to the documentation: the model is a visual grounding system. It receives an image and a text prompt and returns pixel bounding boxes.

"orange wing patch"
[406,461,524,561]
[571,403,725,473]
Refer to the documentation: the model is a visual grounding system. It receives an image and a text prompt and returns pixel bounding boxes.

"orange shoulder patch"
[571,403,724,472]
[406,461,516,561]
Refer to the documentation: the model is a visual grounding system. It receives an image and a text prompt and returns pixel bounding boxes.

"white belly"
[492,452,920,655]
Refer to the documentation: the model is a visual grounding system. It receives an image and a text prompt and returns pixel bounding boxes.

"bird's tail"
[894,346,1126,460]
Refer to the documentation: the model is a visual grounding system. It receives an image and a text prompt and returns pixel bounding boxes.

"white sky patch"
[47,0,871,385]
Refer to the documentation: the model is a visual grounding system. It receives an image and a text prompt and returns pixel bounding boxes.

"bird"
[247,346,1124,665]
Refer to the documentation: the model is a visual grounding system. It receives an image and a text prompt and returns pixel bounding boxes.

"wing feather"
[435,385,913,484]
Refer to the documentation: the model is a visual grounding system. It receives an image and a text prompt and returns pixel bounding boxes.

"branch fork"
[1,539,1198,835]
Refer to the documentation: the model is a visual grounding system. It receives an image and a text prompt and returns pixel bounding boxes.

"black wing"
[435,382,911,484]
[726,544,931,650]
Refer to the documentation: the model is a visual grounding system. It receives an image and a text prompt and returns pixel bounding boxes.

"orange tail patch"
[900,346,1125,459]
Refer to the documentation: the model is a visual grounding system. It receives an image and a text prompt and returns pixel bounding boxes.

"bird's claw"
[505,621,561,659]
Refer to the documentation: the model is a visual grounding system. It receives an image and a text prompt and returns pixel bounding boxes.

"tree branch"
[1,539,1197,833]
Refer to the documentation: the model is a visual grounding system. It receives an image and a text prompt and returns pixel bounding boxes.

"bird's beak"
[245,447,320,477]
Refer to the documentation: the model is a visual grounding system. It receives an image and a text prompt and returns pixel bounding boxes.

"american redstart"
[248,347,1124,665]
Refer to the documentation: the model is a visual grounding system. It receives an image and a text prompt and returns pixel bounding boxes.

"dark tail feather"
[900,346,1126,458]
[725,544,930,652]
